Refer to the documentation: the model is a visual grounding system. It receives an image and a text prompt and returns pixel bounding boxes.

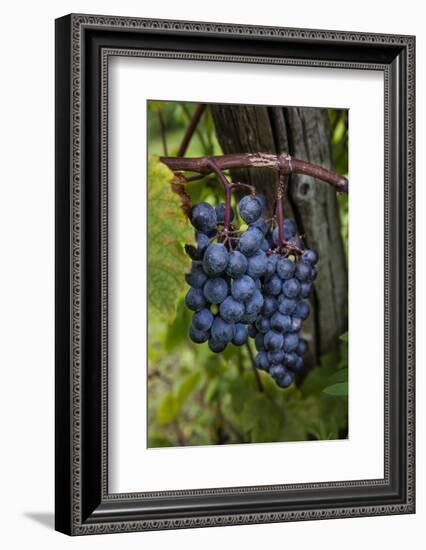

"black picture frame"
[55,13,415,536]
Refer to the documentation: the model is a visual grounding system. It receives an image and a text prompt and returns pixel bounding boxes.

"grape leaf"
[148,434,174,448]
[327,368,348,385]
[176,370,201,406]
[148,155,194,320]
[164,298,192,352]
[323,382,348,396]
[229,376,254,415]
[241,394,280,442]
[204,378,221,403]
[157,392,179,425]
[300,365,337,396]
[147,100,164,112]
[278,391,320,442]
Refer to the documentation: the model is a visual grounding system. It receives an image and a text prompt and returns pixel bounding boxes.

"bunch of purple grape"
[184,193,318,388]
[250,235,318,388]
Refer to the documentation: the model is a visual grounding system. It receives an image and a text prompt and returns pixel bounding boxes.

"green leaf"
[309,413,342,440]
[300,365,337,396]
[323,382,348,396]
[328,416,340,439]
[148,435,174,448]
[229,372,258,414]
[204,378,221,403]
[339,332,349,343]
[176,370,201,406]
[320,351,339,369]
[229,376,254,414]
[157,392,179,425]
[184,177,214,204]
[309,420,328,441]
[316,392,348,437]
[276,391,320,441]
[148,155,194,320]
[327,368,348,385]
[240,395,260,431]
[148,100,165,112]
[164,297,192,351]
[241,394,280,442]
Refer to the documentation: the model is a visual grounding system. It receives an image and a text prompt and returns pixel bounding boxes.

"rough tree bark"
[210,105,347,365]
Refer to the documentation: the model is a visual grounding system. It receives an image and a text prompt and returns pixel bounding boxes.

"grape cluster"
[251,228,318,388]
[184,193,318,388]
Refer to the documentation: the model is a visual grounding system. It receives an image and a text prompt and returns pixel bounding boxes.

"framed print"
[55,14,415,535]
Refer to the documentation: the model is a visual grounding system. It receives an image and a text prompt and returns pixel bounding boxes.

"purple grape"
[295,261,312,282]
[276,257,296,280]
[300,281,313,298]
[231,275,256,303]
[203,277,229,304]
[277,296,297,315]
[262,296,278,317]
[302,248,318,265]
[282,278,301,299]
[238,195,263,224]
[208,338,227,353]
[202,243,229,276]
[283,333,299,352]
[226,251,248,278]
[232,323,248,346]
[185,263,208,288]
[245,290,264,316]
[247,250,268,278]
[255,351,269,371]
[192,308,214,331]
[190,202,217,233]
[294,300,310,320]
[270,312,292,333]
[264,330,284,351]
[211,316,234,343]
[239,227,264,257]
[255,316,271,334]
[185,287,207,311]
[265,275,282,296]
[215,203,235,223]
[297,338,308,356]
[219,296,245,323]
[189,325,209,344]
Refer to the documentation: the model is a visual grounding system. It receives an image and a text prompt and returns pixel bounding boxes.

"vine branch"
[177,103,207,157]
[161,152,348,193]
[180,103,208,153]
[157,110,168,156]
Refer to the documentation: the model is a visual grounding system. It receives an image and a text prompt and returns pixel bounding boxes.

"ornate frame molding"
[55,14,415,535]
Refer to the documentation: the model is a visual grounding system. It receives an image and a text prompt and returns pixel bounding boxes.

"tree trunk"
[211,105,347,365]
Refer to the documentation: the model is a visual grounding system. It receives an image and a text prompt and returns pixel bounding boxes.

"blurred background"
[147,101,348,447]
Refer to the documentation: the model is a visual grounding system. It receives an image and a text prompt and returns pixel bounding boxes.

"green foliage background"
[147,102,349,447]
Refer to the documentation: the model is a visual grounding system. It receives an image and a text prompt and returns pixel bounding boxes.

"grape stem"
[245,341,264,392]
[281,241,304,256]
[160,152,348,193]
[229,181,256,195]
[206,157,233,237]
[276,172,286,248]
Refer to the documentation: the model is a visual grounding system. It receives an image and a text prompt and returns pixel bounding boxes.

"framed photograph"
[55,14,415,535]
